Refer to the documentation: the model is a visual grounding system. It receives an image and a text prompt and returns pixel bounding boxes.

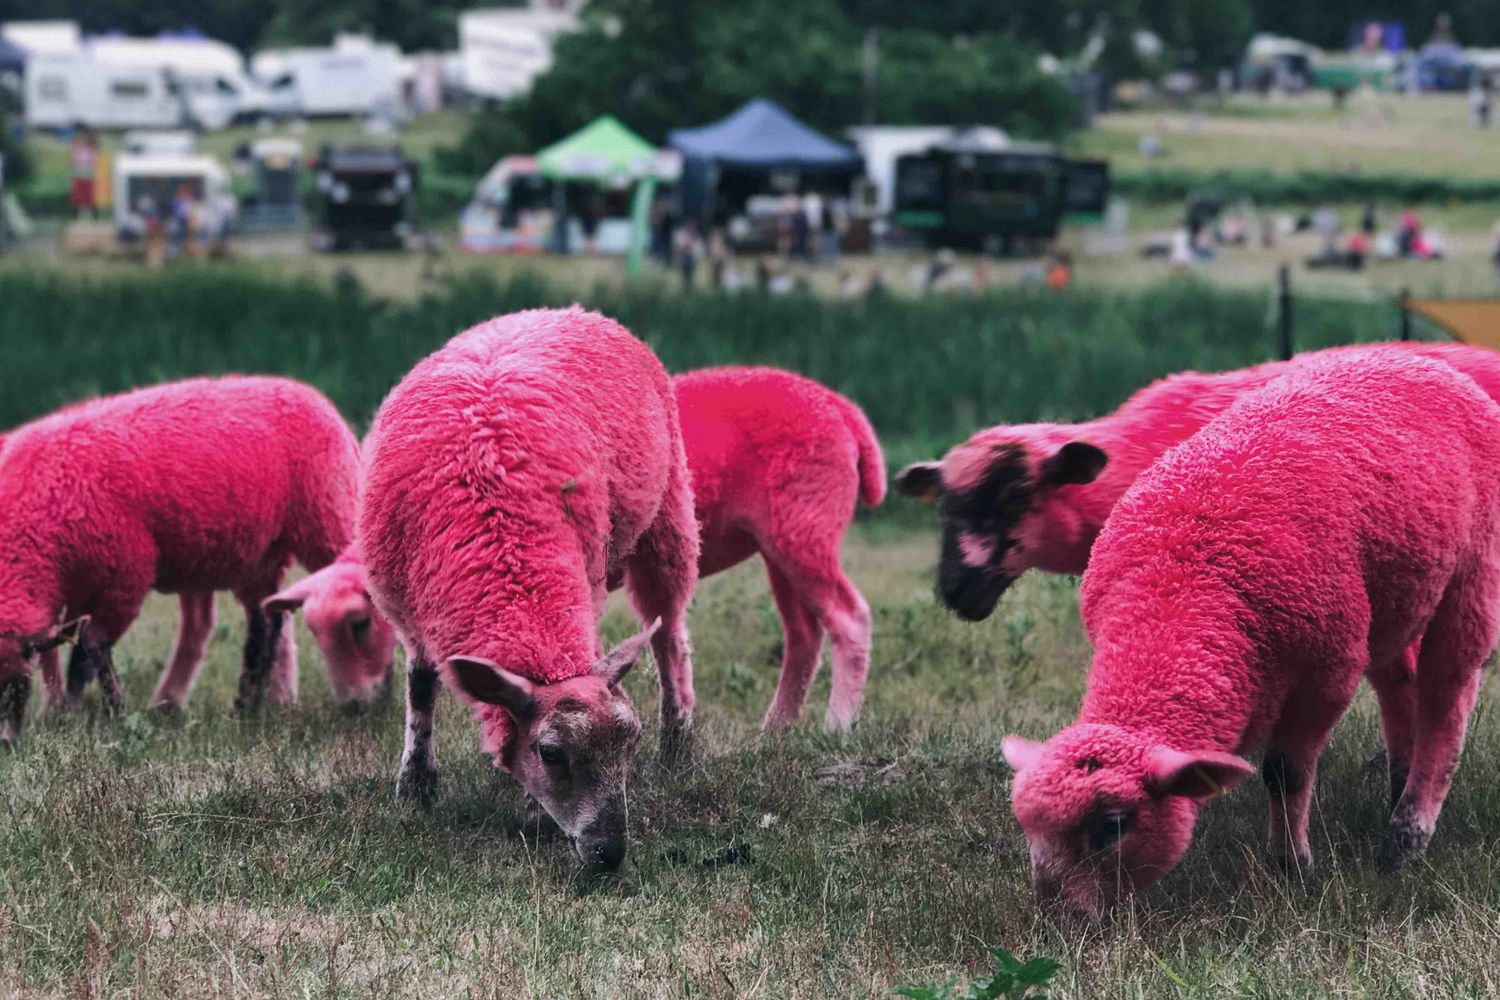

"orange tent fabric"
[1403,298,1500,351]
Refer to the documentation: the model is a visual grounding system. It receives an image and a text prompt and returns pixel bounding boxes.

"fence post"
[1278,264,1294,360]
[1398,287,1412,341]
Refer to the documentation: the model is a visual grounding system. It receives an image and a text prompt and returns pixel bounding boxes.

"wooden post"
[1399,287,1413,341]
[1278,264,1294,360]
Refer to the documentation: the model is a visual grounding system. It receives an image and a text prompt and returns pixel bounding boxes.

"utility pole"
[862,29,878,126]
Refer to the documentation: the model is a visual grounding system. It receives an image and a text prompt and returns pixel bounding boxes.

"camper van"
[24,52,185,130]
[252,36,402,118]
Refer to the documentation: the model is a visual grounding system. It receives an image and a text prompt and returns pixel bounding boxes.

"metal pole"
[1278,264,1294,359]
[1398,287,1412,341]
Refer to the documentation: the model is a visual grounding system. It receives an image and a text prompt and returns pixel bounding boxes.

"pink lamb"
[285,366,885,729]
[360,307,699,870]
[895,341,1500,622]
[0,376,359,745]
[1002,349,1500,917]
[264,547,398,707]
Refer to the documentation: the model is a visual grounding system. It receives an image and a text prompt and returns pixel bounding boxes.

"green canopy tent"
[534,115,679,276]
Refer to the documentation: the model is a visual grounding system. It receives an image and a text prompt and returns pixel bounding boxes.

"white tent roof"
[1,20,81,56]
[87,35,244,78]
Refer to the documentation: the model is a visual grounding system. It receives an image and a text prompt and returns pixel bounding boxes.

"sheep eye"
[538,744,568,768]
[349,616,372,641]
[1088,810,1133,852]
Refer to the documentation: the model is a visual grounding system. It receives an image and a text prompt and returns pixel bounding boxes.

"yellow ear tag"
[918,485,940,507]
[1193,765,1227,797]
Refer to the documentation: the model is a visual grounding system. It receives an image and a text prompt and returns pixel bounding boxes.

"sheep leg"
[0,674,30,747]
[1262,679,1355,872]
[63,642,95,708]
[82,638,124,716]
[233,603,283,713]
[763,542,871,731]
[396,649,441,805]
[761,561,826,730]
[1379,569,1498,872]
[1367,641,1419,812]
[37,648,63,711]
[266,609,298,706]
[150,592,218,711]
[624,474,700,767]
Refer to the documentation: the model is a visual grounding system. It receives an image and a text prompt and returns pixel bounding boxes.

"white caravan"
[458,6,578,101]
[251,35,401,118]
[24,53,185,130]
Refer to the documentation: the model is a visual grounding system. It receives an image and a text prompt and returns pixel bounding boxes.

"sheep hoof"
[1377,818,1429,873]
[396,762,440,808]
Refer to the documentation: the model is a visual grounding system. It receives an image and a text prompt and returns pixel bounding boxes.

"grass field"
[5,531,1500,997]
[1069,93,1500,180]
[0,270,1496,996]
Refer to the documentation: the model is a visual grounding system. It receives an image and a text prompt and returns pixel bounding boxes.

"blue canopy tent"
[0,36,26,75]
[667,98,862,225]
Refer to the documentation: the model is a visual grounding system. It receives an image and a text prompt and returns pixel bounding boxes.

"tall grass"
[0,268,1417,462]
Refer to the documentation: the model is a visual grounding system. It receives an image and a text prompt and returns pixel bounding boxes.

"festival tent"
[463,115,678,273]
[667,98,862,223]
[0,36,26,73]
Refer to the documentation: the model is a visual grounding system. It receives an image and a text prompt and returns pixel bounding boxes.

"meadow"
[1,267,1494,998]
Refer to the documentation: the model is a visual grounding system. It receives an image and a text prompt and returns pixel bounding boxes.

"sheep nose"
[580,837,626,871]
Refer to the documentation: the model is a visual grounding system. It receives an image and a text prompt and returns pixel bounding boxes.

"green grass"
[0,270,1495,996]
[0,266,1428,471]
[4,534,1500,997]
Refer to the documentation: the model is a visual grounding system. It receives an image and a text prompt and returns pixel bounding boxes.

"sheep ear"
[594,617,660,687]
[1041,441,1108,487]
[1002,735,1045,773]
[1144,746,1255,801]
[894,462,942,504]
[263,576,319,617]
[448,656,537,720]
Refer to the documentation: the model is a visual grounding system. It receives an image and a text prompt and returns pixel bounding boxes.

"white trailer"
[251,36,401,118]
[24,53,185,130]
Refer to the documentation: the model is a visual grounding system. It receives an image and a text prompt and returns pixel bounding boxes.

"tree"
[444,0,1076,174]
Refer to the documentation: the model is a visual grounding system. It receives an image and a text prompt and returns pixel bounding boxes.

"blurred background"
[2,0,1500,295]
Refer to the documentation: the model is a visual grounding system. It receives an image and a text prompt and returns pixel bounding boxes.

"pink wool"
[898,341,1500,620]
[361,308,699,866]
[300,365,885,728]
[265,546,397,706]
[671,367,884,729]
[1003,349,1500,915]
[0,376,359,741]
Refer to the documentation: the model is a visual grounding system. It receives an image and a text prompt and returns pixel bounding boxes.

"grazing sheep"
[1002,350,1500,916]
[360,307,699,869]
[291,366,884,729]
[895,341,1500,622]
[0,376,359,745]
[672,367,884,729]
[264,548,398,707]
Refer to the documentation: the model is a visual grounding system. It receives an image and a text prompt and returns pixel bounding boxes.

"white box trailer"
[24,53,185,130]
[251,36,401,118]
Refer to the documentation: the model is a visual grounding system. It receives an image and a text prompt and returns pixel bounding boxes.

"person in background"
[818,195,840,263]
[707,226,729,290]
[650,192,674,266]
[1398,206,1423,258]
[1361,201,1379,237]
[1491,219,1500,284]
[790,194,812,261]
[1045,252,1073,291]
[675,219,702,288]
[170,184,199,260]
[69,130,99,220]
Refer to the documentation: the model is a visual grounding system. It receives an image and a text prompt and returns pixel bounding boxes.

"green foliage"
[1114,167,1500,205]
[442,0,1077,175]
[894,947,1061,1000]
[0,268,1413,454]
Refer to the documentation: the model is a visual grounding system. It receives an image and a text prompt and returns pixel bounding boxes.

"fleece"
[1003,348,1500,915]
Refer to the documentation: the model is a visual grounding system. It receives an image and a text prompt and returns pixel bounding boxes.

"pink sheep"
[359,307,699,869]
[895,341,1500,622]
[264,547,398,707]
[0,376,359,745]
[289,366,885,729]
[1002,349,1500,916]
